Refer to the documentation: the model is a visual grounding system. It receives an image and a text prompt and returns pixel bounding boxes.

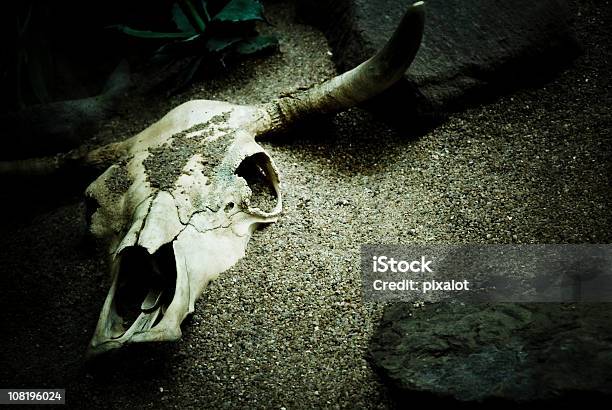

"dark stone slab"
[369,302,612,402]
[297,0,579,118]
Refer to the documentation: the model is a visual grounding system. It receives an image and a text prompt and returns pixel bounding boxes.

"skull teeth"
[141,288,163,313]
[112,306,162,340]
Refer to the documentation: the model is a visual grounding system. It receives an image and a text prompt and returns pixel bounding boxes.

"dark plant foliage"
[110,0,278,92]
[1,3,54,110]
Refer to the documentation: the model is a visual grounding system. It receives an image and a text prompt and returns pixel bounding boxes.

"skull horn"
[0,141,128,176]
[259,1,425,134]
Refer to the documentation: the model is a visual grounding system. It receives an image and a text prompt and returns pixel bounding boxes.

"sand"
[0,0,610,408]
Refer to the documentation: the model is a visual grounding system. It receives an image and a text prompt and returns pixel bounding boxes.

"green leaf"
[154,33,202,58]
[234,35,278,55]
[172,3,195,33]
[180,0,207,32]
[213,0,265,23]
[205,35,243,53]
[108,25,192,39]
[199,0,211,21]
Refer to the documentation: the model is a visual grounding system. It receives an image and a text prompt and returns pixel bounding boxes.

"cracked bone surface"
[87,108,283,355]
[80,2,425,356]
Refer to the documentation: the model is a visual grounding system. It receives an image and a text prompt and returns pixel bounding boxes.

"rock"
[368,302,612,402]
[297,0,579,119]
[1,60,130,159]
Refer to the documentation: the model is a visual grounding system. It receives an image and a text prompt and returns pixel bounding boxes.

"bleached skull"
[86,101,282,355]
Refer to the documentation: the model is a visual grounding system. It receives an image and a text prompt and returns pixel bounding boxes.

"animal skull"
[73,2,424,356]
[86,102,283,354]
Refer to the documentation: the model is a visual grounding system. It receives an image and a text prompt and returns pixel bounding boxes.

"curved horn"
[0,141,128,177]
[261,1,425,134]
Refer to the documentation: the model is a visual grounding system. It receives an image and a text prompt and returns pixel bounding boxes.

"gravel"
[0,0,610,408]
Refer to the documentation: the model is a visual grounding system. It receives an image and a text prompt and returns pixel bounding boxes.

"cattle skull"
[86,104,284,355]
[0,2,424,356]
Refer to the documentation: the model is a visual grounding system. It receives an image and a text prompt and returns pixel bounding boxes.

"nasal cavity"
[235,153,278,213]
[113,244,177,334]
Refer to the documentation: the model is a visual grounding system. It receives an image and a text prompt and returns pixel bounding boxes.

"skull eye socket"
[235,152,280,214]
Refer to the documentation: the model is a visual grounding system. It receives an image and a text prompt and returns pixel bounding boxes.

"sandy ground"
[0,0,610,408]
